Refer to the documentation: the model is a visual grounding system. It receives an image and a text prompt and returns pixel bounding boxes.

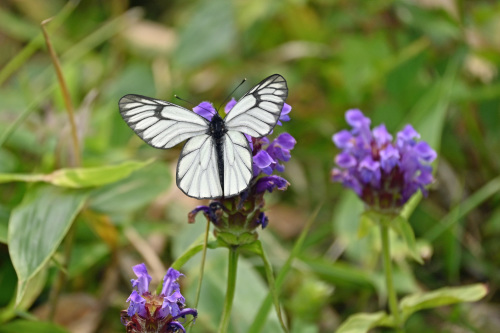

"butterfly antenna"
[217,78,246,111]
[175,95,214,115]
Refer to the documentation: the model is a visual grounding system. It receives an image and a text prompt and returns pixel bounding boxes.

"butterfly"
[118,74,288,199]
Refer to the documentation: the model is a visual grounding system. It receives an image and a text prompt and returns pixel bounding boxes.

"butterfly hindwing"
[223,131,253,197]
[224,74,288,137]
[119,94,209,149]
[176,134,223,199]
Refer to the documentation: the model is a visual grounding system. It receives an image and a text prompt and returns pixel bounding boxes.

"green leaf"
[88,162,170,214]
[8,184,88,303]
[335,312,391,333]
[0,320,69,333]
[0,159,153,188]
[400,284,488,321]
[242,240,288,332]
[391,216,423,264]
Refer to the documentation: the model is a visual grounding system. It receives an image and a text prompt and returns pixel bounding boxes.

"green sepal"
[216,231,258,247]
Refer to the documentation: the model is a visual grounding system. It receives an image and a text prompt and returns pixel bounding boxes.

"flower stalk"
[380,222,403,332]
[218,247,239,333]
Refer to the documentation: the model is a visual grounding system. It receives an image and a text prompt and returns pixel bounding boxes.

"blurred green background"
[1,0,499,332]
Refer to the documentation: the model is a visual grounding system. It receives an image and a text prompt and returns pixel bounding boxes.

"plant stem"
[219,247,239,333]
[380,223,404,332]
[41,18,81,167]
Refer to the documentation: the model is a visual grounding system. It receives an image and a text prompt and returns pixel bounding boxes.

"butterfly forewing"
[224,74,288,137]
[119,94,209,149]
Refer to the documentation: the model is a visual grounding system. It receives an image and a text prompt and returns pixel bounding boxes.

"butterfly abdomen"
[209,114,227,197]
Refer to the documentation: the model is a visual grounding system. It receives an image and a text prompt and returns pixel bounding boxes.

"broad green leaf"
[88,162,170,214]
[400,284,488,321]
[391,216,423,264]
[15,267,48,314]
[335,312,391,333]
[0,320,69,333]
[0,159,152,188]
[8,184,88,303]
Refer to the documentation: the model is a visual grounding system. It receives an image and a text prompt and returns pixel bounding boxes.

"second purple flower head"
[332,109,437,213]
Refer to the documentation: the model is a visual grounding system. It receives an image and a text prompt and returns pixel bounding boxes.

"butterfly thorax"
[209,113,226,139]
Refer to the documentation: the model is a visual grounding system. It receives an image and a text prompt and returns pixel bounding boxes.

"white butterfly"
[119,74,288,199]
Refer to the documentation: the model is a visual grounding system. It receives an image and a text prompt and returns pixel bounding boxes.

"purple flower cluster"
[121,264,197,333]
[331,109,436,212]
[189,98,295,231]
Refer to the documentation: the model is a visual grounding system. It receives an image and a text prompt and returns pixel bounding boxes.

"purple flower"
[121,264,197,333]
[255,175,290,193]
[254,150,275,175]
[331,110,436,212]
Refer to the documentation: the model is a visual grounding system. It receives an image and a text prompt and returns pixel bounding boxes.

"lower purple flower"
[121,264,197,333]
[331,110,437,212]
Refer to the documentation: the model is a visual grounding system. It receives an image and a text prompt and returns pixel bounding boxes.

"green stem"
[218,247,239,333]
[380,223,404,332]
[194,220,210,308]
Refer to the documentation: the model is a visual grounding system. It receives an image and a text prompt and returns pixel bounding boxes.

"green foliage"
[0,0,499,332]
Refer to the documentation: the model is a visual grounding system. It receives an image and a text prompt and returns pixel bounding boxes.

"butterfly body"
[208,113,227,195]
[119,74,288,200]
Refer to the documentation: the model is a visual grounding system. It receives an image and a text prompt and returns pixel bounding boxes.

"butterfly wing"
[222,131,253,197]
[176,134,223,199]
[119,94,210,149]
[224,74,288,137]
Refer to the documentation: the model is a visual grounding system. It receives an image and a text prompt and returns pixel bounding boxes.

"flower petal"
[224,98,237,114]
[161,267,182,297]
[193,101,216,121]
[131,263,152,294]
[255,175,289,193]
